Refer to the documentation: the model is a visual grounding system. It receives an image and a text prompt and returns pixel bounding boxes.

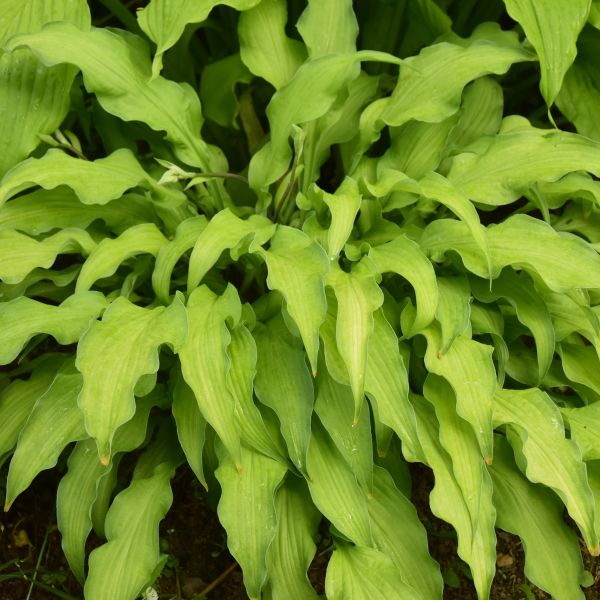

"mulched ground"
[1,463,599,599]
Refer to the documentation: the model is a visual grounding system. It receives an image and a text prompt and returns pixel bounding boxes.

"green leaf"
[559,342,600,398]
[556,27,600,140]
[502,0,589,106]
[305,420,372,546]
[326,260,383,419]
[0,0,90,176]
[472,269,555,383]
[0,148,151,208]
[238,0,306,89]
[0,292,106,365]
[322,177,361,259]
[412,399,494,600]
[254,315,314,472]
[325,544,417,600]
[249,50,401,191]
[6,23,226,172]
[265,477,320,600]
[259,226,329,373]
[215,444,287,600]
[315,365,373,492]
[364,309,420,458]
[199,53,253,128]
[424,375,496,599]
[137,0,261,78]
[563,401,600,460]
[297,0,358,58]
[76,223,167,293]
[76,295,187,464]
[447,119,600,206]
[422,324,496,462]
[422,214,600,291]
[5,362,85,509]
[0,188,157,236]
[435,275,471,354]
[0,355,65,463]
[227,324,286,462]
[84,426,181,600]
[57,392,159,583]
[494,387,599,554]
[368,466,443,599]
[379,24,530,129]
[152,216,207,305]
[179,285,242,466]
[0,228,95,284]
[171,368,207,488]
[369,234,438,335]
[489,435,586,600]
[187,208,275,292]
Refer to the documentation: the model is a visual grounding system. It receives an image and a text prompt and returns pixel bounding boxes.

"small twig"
[198,562,238,597]
[25,527,49,600]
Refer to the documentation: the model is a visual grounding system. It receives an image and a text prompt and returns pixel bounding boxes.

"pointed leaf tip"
[100,455,110,467]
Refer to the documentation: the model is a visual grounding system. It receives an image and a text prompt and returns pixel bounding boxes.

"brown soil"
[1,464,599,600]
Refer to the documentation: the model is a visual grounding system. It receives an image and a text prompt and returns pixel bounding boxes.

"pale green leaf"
[322,177,361,259]
[296,0,358,58]
[0,355,65,462]
[447,119,600,206]
[315,365,373,492]
[0,292,106,365]
[227,324,287,462]
[422,214,600,291]
[151,215,206,305]
[494,387,599,554]
[489,435,586,600]
[436,275,471,354]
[368,466,443,599]
[265,476,320,600]
[57,392,159,582]
[325,544,417,600]
[422,324,496,462]
[424,375,496,599]
[502,0,589,106]
[326,260,384,419]
[76,223,167,293]
[216,444,287,600]
[369,233,438,335]
[84,427,181,600]
[137,0,261,78]
[0,148,151,208]
[0,188,157,236]
[259,226,329,373]
[6,23,226,172]
[77,295,187,464]
[472,269,555,383]
[0,0,90,176]
[364,309,420,458]
[379,24,529,129]
[254,315,313,472]
[412,399,494,600]
[179,285,242,466]
[0,228,95,284]
[5,362,85,508]
[187,209,274,292]
[239,0,305,89]
[305,421,372,546]
[171,368,207,488]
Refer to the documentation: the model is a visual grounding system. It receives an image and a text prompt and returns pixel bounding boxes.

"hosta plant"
[3,0,600,598]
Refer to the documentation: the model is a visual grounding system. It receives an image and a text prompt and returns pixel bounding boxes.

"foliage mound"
[2,1,600,598]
